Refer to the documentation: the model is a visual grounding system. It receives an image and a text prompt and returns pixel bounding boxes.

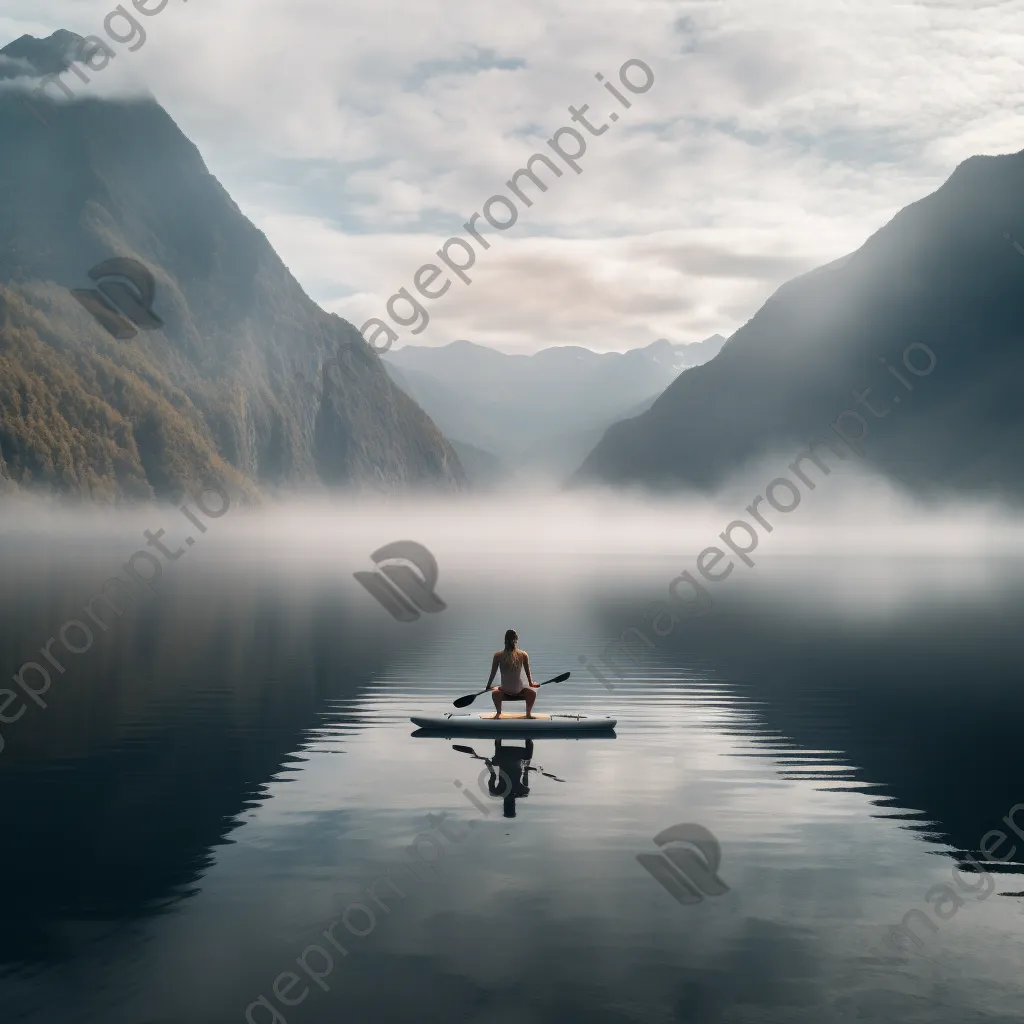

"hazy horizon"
[384,333,726,357]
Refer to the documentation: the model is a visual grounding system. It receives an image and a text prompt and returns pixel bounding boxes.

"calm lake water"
[2,492,1024,1023]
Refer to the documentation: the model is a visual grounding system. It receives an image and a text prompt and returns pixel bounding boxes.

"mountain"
[0,31,463,500]
[383,336,725,476]
[669,332,728,368]
[448,438,503,487]
[575,150,1024,496]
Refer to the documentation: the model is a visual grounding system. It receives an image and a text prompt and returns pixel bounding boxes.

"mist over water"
[2,478,1024,1023]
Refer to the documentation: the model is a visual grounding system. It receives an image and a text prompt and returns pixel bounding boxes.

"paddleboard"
[410,712,616,735]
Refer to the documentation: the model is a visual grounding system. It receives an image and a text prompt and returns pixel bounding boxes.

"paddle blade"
[452,692,479,708]
[538,671,571,686]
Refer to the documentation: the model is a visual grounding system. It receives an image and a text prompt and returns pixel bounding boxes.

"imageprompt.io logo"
[637,823,730,905]
[354,541,447,623]
[71,257,163,340]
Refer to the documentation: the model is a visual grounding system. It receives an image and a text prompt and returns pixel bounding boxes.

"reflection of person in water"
[451,740,565,820]
[488,739,532,818]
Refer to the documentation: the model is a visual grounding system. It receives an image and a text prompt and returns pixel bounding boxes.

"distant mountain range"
[0,30,463,500]
[383,335,726,479]
[576,150,1024,498]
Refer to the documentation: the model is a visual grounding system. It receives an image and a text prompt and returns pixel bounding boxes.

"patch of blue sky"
[704,119,774,148]
[682,116,916,168]
[246,162,587,238]
[508,121,547,141]
[237,156,576,239]
[401,47,527,91]
[625,118,695,141]
[229,157,440,235]
[781,126,921,168]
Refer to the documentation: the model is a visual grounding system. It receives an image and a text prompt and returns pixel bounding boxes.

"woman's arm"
[523,652,536,686]
[486,653,500,689]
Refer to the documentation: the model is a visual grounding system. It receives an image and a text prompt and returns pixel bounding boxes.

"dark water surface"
[2,497,1024,1023]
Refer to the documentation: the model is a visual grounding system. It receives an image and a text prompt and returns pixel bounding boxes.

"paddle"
[452,744,565,782]
[452,671,570,708]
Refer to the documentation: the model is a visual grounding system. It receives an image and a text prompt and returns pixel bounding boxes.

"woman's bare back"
[495,650,528,694]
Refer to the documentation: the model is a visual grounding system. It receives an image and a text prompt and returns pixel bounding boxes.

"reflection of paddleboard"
[410,712,616,735]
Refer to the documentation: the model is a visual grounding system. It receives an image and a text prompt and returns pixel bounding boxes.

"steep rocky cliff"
[575,150,1024,498]
[0,30,464,501]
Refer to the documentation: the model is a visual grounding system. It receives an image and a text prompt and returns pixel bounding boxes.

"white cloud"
[4,0,1024,351]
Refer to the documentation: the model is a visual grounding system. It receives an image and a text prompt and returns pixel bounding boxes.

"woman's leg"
[491,689,503,717]
[524,687,536,718]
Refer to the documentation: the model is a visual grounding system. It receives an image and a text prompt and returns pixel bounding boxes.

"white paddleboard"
[410,712,616,734]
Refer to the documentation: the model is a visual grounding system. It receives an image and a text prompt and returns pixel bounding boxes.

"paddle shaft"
[452,743,564,782]
[534,674,566,688]
[453,671,569,708]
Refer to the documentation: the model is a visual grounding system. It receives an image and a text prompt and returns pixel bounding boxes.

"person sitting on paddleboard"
[485,629,538,718]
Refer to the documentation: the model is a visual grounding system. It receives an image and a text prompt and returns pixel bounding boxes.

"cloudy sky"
[2,0,1023,353]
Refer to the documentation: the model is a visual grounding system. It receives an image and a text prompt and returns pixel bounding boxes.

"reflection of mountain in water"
[595,562,1024,876]
[0,556,408,968]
